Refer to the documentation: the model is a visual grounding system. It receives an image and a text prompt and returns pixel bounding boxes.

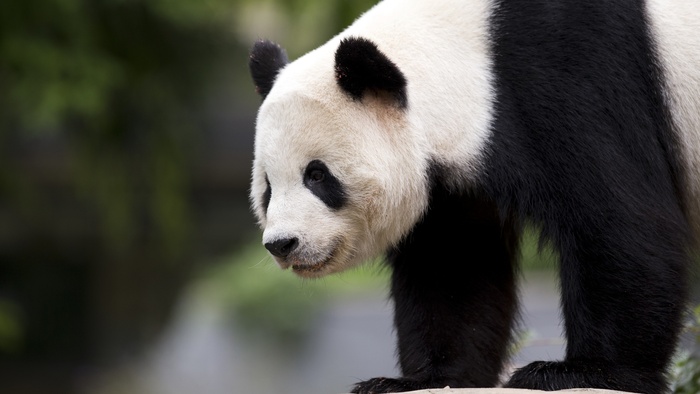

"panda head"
[248,37,430,278]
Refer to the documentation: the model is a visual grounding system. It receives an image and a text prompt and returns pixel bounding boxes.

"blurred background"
[1,1,697,394]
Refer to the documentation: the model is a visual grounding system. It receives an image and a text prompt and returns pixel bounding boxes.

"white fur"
[647,0,700,240]
[251,0,495,276]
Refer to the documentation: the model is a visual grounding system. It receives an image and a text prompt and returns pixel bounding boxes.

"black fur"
[249,39,288,99]
[485,0,689,392]
[303,160,347,210]
[334,37,408,108]
[353,164,520,393]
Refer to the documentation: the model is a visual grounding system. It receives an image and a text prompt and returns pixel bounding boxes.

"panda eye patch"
[303,160,346,210]
[262,175,272,214]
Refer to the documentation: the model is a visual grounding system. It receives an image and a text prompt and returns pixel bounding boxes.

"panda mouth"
[290,244,339,275]
[291,253,334,274]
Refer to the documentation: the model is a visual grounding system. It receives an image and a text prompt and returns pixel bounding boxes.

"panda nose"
[265,237,299,258]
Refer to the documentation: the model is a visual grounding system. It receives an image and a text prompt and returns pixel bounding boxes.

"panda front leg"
[505,205,690,394]
[351,186,520,394]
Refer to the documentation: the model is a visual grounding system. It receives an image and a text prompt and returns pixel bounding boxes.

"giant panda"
[247,0,700,393]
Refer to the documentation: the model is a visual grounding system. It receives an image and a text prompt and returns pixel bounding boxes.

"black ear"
[249,39,289,99]
[334,37,407,108]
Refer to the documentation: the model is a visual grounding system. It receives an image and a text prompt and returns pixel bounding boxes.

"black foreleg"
[352,187,520,393]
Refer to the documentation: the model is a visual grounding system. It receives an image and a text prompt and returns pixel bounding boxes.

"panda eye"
[304,160,328,184]
[308,169,325,183]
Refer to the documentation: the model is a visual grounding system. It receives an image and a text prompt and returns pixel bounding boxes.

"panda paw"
[350,376,435,394]
[505,360,666,394]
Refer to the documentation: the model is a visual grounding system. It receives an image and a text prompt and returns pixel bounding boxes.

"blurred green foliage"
[0,298,23,353]
[236,0,377,58]
[195,241,389,345]
[671,305,700,393]
[520,225,558,270]
[0,0,241,254]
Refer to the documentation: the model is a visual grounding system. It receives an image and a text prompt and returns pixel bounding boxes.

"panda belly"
[648,0,700,241]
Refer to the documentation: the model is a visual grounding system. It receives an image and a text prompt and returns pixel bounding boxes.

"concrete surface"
[358,389,634,394]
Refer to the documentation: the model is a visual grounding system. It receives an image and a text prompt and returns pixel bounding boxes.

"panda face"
[251,88,429,278]
[249,38,433,277]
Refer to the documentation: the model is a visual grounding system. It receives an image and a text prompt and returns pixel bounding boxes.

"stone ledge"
[343,389,635,394]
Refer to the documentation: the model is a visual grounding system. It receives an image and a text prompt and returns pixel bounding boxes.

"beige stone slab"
[343,389,635,394]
